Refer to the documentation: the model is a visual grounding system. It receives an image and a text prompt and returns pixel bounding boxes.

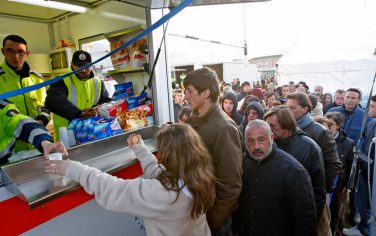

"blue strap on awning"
[0,0,192,100]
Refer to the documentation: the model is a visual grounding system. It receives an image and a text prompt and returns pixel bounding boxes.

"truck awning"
[120,0,270,9]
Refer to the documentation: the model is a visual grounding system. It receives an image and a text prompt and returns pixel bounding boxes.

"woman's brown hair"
[314,116,334,128]
[264,105,297,132]
[155,123,216,218]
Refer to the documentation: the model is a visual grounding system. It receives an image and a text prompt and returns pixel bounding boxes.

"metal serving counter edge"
[0,125,159,209]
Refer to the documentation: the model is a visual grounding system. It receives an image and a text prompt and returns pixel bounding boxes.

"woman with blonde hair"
[45,123,216,236]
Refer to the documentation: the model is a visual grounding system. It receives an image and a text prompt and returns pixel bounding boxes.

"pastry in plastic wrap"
[117,110,148,131]
[130,38,147,68]
[110,39,130,70]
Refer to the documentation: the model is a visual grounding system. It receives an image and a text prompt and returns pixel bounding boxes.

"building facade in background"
[249,54,282,84]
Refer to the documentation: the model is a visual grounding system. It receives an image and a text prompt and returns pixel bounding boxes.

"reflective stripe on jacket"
[0,61,46,152]
[0,100,51,162]
[53,73,102,140]
[0,61,46,119]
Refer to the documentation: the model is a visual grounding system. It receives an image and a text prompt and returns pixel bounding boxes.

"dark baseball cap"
[71,50,92,67]
[241,81,251,87]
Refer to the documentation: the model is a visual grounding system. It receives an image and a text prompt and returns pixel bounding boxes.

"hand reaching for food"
[127,134,142,146]
[82,107,99,118]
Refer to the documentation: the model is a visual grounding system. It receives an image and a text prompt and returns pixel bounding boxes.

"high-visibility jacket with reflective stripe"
[0,61,46,119]
[0,61,47,152]
[0,100,51,162]
[53,72,102,140]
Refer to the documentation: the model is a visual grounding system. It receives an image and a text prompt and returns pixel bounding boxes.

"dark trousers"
[356,170,371,236]
[211,217,233,236]
[330,186,346,235]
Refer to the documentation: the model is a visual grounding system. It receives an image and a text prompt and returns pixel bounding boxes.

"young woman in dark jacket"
[322,112,355,235]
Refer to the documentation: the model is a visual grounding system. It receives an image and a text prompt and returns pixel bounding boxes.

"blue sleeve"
[17,121,53,152]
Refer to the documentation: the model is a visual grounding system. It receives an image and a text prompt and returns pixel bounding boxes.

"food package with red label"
[134,103,153,116]
[99,100,128,119]
[110,39,130,70]
[130,38,147,68]
[109,31,147,70]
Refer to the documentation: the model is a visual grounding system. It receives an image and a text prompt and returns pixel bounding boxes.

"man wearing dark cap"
[45,50,111,140]
[236,81,251,101]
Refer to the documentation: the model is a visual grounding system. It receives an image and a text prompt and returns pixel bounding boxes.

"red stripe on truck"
[0,161,143,236]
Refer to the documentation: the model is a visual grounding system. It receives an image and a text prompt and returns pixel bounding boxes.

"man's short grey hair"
[245,119,272,137]
[314,85,323,90]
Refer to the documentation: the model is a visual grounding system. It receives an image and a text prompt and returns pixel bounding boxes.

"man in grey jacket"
[184,67,243,235]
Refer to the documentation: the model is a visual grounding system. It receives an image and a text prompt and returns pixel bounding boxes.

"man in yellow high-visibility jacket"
[0,99,67,165]
[0,35,50,152]
[45,50,111,140]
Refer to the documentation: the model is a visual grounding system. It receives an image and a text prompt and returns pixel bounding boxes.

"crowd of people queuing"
[3,33,374,235]
[170,68,375,236]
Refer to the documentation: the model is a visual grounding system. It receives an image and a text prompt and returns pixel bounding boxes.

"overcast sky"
[166,0,376,65]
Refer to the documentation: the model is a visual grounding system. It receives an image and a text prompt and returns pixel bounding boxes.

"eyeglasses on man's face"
[4,48,28,57]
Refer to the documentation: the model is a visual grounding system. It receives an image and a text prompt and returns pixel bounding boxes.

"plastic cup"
[59,127,70,148]
[67,130,76,147]
[48,152,63,160]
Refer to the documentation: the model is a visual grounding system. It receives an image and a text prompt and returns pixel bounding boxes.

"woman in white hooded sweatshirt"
[45,123,216,236]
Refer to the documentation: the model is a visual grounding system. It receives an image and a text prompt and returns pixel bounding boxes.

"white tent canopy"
[278,11,376,105]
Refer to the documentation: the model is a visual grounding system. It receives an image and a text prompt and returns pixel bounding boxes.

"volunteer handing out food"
[45,123,216,236]
[0,99,67,165]
[1,35,51,152]
[45,50,112,140]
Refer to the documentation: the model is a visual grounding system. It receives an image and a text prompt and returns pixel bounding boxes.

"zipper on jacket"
[20,76,30,116]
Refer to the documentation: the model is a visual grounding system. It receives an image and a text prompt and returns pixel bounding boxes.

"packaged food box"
[68,116,123,144]
[113,82,133,100]
[134,103,153,116]
[125,92,147,109]
[92,117,122,140]
[99,100,128,118]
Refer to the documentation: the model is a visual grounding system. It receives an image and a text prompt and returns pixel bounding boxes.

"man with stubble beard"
[183,67,242,235]
[232,120,316,236]
[45,50,111,140]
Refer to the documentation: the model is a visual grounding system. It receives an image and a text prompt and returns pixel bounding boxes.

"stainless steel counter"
[0,125,158,209]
